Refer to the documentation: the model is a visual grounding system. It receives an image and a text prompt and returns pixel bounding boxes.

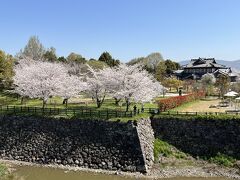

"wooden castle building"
[174,58,238,82]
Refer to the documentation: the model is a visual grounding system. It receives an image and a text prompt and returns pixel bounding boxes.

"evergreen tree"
[165,59,180,75]
[43,47,58,62]
[58,56,67,62]
[98,52,120,67]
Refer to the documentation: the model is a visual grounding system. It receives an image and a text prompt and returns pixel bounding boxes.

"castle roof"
[185,58,227,68]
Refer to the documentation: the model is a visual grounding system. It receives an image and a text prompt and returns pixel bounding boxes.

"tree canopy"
[128,53,180,81]
[13,57,164,109]
[98,52,120,67]
[128,52,164,73]
[215,74,230,97]
[18,36,46,60]
[87,59,108,69]
[13,60,86,107]
[165,59,180,75]
[67,52,87,63]
[0,50,14,90]
[162,77,182,92]
[43,47,58,62]
[201,73,216,96]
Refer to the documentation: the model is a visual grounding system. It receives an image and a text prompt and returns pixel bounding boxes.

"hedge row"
[158,91,205,112]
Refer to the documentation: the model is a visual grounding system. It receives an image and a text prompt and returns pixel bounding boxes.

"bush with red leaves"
[158,91,205,112]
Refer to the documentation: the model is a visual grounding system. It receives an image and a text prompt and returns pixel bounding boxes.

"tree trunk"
[65,99,68,108]
[63,98,68,107]
[97,99,101,108]
[141,103,144,112]
[114,98,121,106]
[42,99,47,108]
[21,97,24,105]
[126,99,130,112]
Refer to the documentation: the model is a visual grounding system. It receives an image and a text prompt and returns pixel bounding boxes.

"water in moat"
[11,166,231,180]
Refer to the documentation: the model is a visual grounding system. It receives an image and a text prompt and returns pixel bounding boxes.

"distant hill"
[179,59,240,72]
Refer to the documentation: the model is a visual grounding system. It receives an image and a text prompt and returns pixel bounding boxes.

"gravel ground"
[149,164,240,179]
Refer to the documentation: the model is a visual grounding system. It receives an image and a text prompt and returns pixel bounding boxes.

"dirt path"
[174,99,235,113]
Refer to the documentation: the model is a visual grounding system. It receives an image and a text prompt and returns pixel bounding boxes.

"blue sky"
[1,0,240,62]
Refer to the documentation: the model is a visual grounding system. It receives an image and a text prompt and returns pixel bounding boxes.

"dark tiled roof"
[185,58,226,68]
[213,68,230,75]
[213,68,238,77]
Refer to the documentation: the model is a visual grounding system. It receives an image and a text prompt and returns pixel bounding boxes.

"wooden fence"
[5,106,239,118]
[0,106,138,119]
[159,111,240,116]
[0,105,162,119]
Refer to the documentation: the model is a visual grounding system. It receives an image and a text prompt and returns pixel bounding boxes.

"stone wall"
[0,115,154,173]
[136,118,154,171]
[152,117,240,158]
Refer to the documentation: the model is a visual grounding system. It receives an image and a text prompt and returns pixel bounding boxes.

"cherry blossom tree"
[13,58,165,111]
[85,65,122,108]
[107,64,165,111]
[13,59,68,108]
[85,65,115,108]
[97,67,122,105]
[66,61,90,77]
[86,63,165,111]
[57,75,87,107]
[133,81,164,103]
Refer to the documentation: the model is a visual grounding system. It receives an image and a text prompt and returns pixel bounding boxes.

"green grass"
[0,163,22,180]
[209,153,237,167]
[153,138,187,163]
[0,91,160,121]
[0,92,159,111]
[0,163,8,178]
[109,113,150,122]
[153,139,238,168]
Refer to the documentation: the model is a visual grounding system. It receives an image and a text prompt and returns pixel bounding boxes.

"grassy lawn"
[170,98,230,113]
[153,138,238,168]
[0,92,159,110]
[109,113,151,122]
[0,92,161,121]
[154,138,187,162]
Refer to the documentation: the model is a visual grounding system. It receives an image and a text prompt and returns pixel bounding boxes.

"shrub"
[158,91,205,111]
[209,153,236,167]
